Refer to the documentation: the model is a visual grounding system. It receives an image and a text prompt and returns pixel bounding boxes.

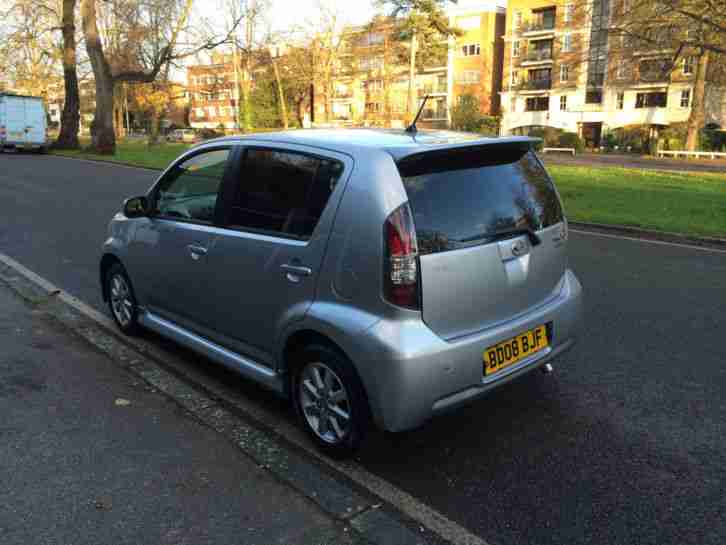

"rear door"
[397,144,566,340]
[23,98,46,145]
[203,144,348,362]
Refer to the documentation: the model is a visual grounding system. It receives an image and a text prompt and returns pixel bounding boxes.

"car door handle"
[280,264,312,277]
[187,244,208,260]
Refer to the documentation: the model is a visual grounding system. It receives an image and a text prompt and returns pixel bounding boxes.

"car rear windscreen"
[397,146,563,255]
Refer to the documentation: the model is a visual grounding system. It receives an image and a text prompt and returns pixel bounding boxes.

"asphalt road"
[2,152,726,545]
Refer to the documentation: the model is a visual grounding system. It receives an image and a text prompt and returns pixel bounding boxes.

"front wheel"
[105,263,140,335]
[292,345,370,458]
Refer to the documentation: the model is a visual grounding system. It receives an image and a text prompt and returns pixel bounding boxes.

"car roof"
[201,128,538,161]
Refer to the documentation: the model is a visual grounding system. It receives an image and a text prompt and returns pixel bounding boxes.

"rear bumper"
[1,140,46,150]
[361,269,583,432]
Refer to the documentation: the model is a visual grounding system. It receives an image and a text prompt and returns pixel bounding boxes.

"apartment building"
[500,0,726,146]
[447,0,506,116]
[187,53,239,130]
[322,2,505,128]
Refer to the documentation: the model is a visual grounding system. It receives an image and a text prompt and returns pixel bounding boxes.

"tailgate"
[397,143,567,340]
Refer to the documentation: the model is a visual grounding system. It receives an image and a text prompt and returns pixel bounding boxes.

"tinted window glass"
[155,149,229,223]
[398,149,563,255]
[229,149,343,239]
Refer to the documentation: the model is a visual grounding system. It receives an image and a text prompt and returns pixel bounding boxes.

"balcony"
[521,49,553,66]
[516,79,552,92]
[521,18,555,37]
[418,84,448,96]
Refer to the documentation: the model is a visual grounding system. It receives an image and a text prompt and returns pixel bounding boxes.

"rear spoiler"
[396,140,538,178]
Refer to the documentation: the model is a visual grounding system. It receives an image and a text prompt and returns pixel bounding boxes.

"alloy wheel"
[299,362,351,444]
[109,274,134,327]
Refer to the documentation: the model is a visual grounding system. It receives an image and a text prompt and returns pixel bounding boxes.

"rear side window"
[228,148,344,239]
[398,147,563,255]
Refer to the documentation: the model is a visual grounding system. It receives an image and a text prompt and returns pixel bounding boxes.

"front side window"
[155,148,230,223]
[228,149,344,239]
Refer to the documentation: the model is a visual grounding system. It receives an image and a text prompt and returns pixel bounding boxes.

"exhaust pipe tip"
[542,363,554,375]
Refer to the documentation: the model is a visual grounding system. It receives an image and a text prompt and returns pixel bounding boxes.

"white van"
[0,94,48,152]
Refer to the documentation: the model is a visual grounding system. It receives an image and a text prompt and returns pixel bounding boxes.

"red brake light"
[384,203,420,310]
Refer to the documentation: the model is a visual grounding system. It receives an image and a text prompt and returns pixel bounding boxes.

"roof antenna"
[405,95,430,134]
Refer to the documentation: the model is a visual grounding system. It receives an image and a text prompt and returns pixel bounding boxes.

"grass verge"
[549,165,726,239]
[52,142,726,239]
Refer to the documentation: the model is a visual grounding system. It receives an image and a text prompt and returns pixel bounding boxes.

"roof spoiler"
[396,140,537,178]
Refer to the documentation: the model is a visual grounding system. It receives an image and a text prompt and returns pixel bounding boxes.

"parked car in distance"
[100,129,583,457]
[166,128,197,143]
[0,93,48,152]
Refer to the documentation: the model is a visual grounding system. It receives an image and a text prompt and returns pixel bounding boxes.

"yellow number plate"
[484,325,548,376]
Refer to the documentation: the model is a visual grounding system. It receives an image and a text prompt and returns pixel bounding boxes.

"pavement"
[540,151,726,174]
[0,282,362,545]
[2,152,726,545]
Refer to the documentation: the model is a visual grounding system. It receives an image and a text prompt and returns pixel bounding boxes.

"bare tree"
[609,0,726,150]
[56,0,81,149]
[80,0,241,154]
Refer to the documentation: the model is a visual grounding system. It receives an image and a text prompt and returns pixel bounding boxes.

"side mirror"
[123,196,149,218]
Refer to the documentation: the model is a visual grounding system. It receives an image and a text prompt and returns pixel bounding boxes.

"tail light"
[383,203,420,310]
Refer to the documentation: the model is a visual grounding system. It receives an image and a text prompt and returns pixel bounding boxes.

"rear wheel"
[105,263,140,335]
[292,345,370,458]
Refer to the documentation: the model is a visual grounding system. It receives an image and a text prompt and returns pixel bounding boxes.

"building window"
[195,107,205,118]
[683,56,695,75]
[458,70,481,84]
[511,70,520,86]
[617,92,625,109]
[366,79,383,92]
[525,96,549,111]
[360,56,384,71]
[560,95,568,111]
[586,90,603,104]
[680,89,691,108]
[635,92,667,108]
[616,62,628,80]
[365,102,382,113]
[562,34,572,53]
[208,106,216,117]
[512,40,520,57]
[513,11,523,31]
[563,3,575,23]
[510,97,517,112]
[461,43,481,56]
[457,16,480,29]
[560,64,570,83]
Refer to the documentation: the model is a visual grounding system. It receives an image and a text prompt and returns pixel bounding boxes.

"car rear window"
[397,146,563,255]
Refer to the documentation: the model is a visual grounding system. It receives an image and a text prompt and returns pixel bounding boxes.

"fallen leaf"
[114,398,131,407]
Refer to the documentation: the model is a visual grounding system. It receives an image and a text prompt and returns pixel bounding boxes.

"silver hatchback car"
[101,129,583,456]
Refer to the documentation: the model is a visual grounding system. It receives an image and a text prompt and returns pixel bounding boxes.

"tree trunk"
[407,32,418,121]
[271,57,288,129]
[55,0,80,150]
[81,0,116,154]
[686,50,709,152]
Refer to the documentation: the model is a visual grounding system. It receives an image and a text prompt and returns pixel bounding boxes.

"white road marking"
[0,249,490,545]
[570,229,726,254]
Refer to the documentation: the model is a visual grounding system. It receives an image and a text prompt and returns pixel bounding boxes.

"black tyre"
[105,263,140,335]
[292,344,370,458]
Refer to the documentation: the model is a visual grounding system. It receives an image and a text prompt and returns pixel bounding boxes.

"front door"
[203,144,349,364]
[129,147,232,330]
[582,122,603,149]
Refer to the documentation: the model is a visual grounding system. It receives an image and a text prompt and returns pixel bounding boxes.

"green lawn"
[549,165,726,238]
[53,140,191,170]
[52,142,726,239]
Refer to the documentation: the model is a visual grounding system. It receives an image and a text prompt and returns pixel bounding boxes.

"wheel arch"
[99,253,122,302]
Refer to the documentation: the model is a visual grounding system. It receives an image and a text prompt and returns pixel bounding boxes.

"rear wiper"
[460,228,541,247]
[491,228,542,246]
